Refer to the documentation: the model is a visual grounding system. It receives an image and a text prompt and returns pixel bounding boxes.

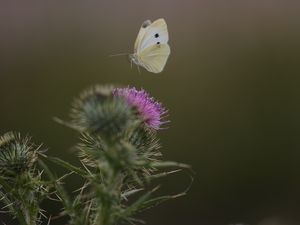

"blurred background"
[1,1,300,225]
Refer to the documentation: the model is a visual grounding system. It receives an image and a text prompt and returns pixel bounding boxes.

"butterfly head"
[128,53,139,66]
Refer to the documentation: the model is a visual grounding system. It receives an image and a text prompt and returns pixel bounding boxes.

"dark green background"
[1,1,300,225]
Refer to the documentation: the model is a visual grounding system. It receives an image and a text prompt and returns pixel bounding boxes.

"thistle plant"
[0,132,48,225]
[50,85,191,225]
[0,85,191,225]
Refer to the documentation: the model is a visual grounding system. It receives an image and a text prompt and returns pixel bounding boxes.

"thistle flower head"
[70,85,135,136]
[0,132,40,175]
[113,87,167,130]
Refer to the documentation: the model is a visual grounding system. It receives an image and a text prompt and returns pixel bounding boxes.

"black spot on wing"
[155,33,159,38]
[157,42,160,45]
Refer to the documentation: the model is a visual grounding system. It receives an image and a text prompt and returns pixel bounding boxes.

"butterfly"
[129,18,170,74]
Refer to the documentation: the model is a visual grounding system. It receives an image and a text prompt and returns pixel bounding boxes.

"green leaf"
[121,188,144,200]
[145,169,182,182]
[38,159,72,209]
[149,161,191,169]
[45,156,87,177]
[116,186,159,220]
[138,192,186,212]
[53,117,83,132]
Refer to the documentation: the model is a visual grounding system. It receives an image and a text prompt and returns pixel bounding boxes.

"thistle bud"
[0,132,40,175]
[126,125,161,157]
[70,85,136,137]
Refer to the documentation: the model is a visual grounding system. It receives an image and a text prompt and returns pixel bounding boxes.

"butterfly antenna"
[108,53,129,57]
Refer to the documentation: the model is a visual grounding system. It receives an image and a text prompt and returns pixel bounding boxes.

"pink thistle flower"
[113,87,168,130]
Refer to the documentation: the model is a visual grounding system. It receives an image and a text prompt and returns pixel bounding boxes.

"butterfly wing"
[139,43,171,73]
[134,20,152,53]
[136,18,169,53]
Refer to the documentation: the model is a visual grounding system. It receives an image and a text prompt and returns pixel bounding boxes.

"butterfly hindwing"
[139,43,170,73]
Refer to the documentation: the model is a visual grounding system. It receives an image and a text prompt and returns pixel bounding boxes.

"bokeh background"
[1,1,300,225]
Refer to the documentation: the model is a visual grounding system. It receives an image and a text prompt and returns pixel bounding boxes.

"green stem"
[17,173,39,225]
[23,207,36,225]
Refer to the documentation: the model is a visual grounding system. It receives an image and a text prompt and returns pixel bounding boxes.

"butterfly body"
[130,18,170,73]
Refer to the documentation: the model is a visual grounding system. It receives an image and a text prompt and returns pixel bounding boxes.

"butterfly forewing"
[137,18,169,53]
[134,20,152,53]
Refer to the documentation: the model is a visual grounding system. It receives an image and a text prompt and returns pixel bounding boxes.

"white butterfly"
[129,18,171,74]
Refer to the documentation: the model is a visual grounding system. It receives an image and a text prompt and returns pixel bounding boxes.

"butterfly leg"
[137,65,141,74]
